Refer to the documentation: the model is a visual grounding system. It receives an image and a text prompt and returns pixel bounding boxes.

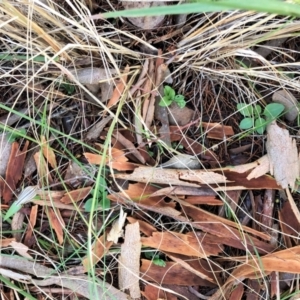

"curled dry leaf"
[121,1,165,30]
[60,186,92,204]
[266,121,299,189]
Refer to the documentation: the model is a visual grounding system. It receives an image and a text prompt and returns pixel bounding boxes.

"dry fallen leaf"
[24,205,38,247]
[60,187,92,204]
[9,241,32,259]
[82,234,113,272]
[118,221,141,299]
[3,141,29,203]
[40,135,57,169]
[106,65,129,111]
[46,208,65,245]
[266,121,299,189]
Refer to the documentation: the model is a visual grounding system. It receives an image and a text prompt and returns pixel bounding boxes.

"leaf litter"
[2,2,300,300]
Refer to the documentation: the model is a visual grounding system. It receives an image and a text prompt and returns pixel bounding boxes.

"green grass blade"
[103,0,300,18]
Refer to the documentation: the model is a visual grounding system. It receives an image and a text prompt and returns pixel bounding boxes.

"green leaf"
[61,82,75,95]
[84,198,94,212]
[174,95,186,108]
[239,117,254,130]
[99,193,110,209]
[164,85,175,99]
[144,252,152,259]
[253,104,262,117]
[254,117,267,134]
[4,202,22,221]
[153,258,166,267]
[159,97,173,107]
[237,103,253,117]
[103,1,300,19]
[263,103,285,119]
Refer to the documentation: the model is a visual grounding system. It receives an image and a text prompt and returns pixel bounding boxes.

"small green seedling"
[159,85,186,108]
[144,250,166,267]
[237,102,284,134]
[84,176,110,212]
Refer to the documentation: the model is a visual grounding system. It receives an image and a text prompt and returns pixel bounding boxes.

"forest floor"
[1,1,300,300]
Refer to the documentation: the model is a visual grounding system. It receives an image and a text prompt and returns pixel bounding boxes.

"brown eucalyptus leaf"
[122,1,165,30]
[266,121,299,189]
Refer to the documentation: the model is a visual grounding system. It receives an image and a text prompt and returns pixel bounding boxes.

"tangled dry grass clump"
[1,1,300,299]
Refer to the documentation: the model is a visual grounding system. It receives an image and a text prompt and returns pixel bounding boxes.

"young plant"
[237,102,284,134]
[84,175,110,212]
[144,250,166,267]
[159,85,186,108]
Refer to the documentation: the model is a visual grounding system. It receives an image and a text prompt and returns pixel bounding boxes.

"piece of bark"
[118,222,141,299]
[266,121,299,189]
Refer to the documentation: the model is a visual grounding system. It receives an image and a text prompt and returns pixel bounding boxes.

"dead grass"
[1,1,300,300]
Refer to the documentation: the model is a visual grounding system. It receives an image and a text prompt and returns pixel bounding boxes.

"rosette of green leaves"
[237,103,285,134]
[159,85,186,108]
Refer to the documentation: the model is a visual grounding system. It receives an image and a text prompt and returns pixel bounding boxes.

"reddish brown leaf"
[82,234,113,272]
[185,195,223,205]
[228,282,244,300]
[141,230,222,258]
[24,205,38,247]
[60,186,92,204]
[113,131,145,164]
[84,148,139,171]
[3,141,29,203]
[33,151,53,184]
[40,135,57,169]
[141,259,217,287]
[106,65,129,110]
[202,122,234,140]
[46,208,65,245]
